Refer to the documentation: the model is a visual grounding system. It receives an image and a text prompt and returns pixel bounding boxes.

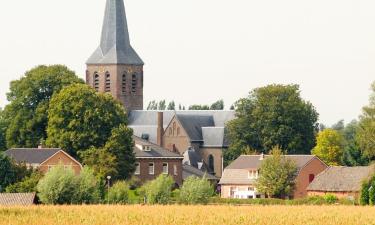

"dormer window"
[136,143,151,151]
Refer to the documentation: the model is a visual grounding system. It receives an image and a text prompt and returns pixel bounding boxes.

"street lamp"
[107,176,111,204]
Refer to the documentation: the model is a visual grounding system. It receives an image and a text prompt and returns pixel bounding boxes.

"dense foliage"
[225,84,318,164]
[3,65,83,148]
[108,181,130,204]
[141,175,174,204]
[0,109,6,151]
[178,176,214,204]
[360,174,375,206]
[5,171,43,193]
[312,129,345,166]
[37,166,101,205]
[0,153,17,192]
[255,147,298,198]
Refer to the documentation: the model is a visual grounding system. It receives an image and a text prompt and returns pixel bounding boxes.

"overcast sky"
[0,0,374,125]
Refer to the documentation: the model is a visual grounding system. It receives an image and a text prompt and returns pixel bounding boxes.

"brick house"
[219,154,328,199]
[5,148,82,174]
[307,166,375,200]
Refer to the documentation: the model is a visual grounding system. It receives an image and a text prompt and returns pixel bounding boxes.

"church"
[85,0,234,178]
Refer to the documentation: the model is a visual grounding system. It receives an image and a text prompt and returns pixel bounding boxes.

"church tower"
[86,0,144,111]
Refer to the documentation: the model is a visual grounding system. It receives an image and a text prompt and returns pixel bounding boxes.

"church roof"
[87,0,143,65]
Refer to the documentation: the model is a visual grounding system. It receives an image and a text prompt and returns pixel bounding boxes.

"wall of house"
[294,158,328,198]
[221,184,255,198]
[162,117,191,155]
[307,191,359,199]
[199,147,223,177]
[39,151,81,175]
[134,158,183,187]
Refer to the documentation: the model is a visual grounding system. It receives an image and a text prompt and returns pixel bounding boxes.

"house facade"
[219,155,328,199]
[307,166,374,199]
[5,148,82,175]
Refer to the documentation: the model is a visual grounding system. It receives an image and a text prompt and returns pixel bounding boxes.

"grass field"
[1,205,375,225]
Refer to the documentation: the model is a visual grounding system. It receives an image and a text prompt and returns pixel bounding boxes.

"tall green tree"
[46,84,127,157]
[255,147,298,198]
[357,82,375,159]
[189,105,210,110]
[312,129,344,166]
[225,84,318,164]
[0,108,6,151]
[210,100,224,110]
[0,153,16,192]
[167,101,176,110]
[3,65,83,148]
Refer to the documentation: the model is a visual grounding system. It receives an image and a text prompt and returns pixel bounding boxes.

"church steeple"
[86,0,144,112]
[87,0,143,65]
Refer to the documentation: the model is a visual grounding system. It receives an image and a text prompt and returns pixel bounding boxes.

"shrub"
[74,167,101,204]
[178,176,214,205]
[141,175,174,204]
[5,172,43,193]
[323,194,338,204]
[128,176,142,190]
[108,181,129,204]
[360,181,370,205]
[37,165,77,204]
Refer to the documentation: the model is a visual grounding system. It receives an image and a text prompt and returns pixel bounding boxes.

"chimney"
[157,112,164,146]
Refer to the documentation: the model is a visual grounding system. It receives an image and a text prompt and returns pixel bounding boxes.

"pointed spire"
[87,0,143,65]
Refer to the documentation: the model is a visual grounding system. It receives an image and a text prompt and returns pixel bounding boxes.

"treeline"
[146,100,230,110]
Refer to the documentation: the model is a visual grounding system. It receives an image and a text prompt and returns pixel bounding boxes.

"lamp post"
[107,176,111,204]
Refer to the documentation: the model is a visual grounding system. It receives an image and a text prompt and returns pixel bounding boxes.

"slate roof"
[182,165,219,181]
[5,148,61,164]
[0,193,36,206]
[307,166,375,192]
[128,110,235,147]
[133,136,183,158]
[219,169,256,185]
[87,0,143,65]
[176,115,214,141]
[183,147,204,169]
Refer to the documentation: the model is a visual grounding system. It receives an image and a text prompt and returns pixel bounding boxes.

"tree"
[312,129,345,166]
[108,181,130,204]
[178,176,214,204]
[5,171,43,193]
[331,120,345,131]
[0,108,6,151]
[167,101,176,110]
[255,147,298,198]
[210,100,224,110]
[80,147,118,179]
[225,84,319,164]
[158,100,166,110]
[74,167,101,204]
[46,84,127,157]
[141,175,174,204]
[3,65,83,148]
[189,105,210,110]
[37,165,77,204]
[357,82,375,159]
[0,153,16,192]
[147,100,158,110]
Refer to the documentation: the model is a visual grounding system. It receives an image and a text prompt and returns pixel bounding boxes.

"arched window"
[173,122,176,136]
[94,73,99,91]
[131,73,137,94]
[208,155,214,173]
[105,72,111,92]
[122,73,127,94]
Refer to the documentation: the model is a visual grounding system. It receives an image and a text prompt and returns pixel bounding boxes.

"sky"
[0,0,374,126]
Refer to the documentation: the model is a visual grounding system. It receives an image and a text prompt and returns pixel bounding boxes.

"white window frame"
[163,163,169,174]
[174,165,178,176]
[148,162,155,175]
[135,163,140,175]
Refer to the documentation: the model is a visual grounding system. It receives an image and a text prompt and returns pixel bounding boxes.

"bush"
[128,176,142,190]
[178,176,214,205]
[108,181,129,204]
[360,180,371,205]
[323,194,338,204]
[141,175,174,204]
[6,172,43,193]
[37,165,101,204]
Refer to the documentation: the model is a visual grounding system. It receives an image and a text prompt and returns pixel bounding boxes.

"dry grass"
[1,205,375,225]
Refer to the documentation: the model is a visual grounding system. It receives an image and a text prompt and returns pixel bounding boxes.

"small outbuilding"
[0,193,37,206]
[307,166,374,199]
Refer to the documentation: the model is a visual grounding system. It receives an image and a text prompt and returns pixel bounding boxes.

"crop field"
[1,205,375,225]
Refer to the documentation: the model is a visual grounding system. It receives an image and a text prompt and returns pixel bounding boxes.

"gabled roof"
[219,169,256,185]
[0,193,36,206]
[5,148,62,164]
[133,136,183,159]
[182,165,219,181]
[176,114,214,141]
[87,0,143,65]
[226,155,318,170]
[307,166,375,192]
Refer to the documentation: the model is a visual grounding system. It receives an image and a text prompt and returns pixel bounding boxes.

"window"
[174,165,178,176]
[122,73,127,94]
[208,155,214,172]
[131,73,137,94]
[163,163,168,174]
[135,163,140,175]
[309,174,315,183]
[94,73,99,91]
[105,72,111,92]
[148,163,154,175]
